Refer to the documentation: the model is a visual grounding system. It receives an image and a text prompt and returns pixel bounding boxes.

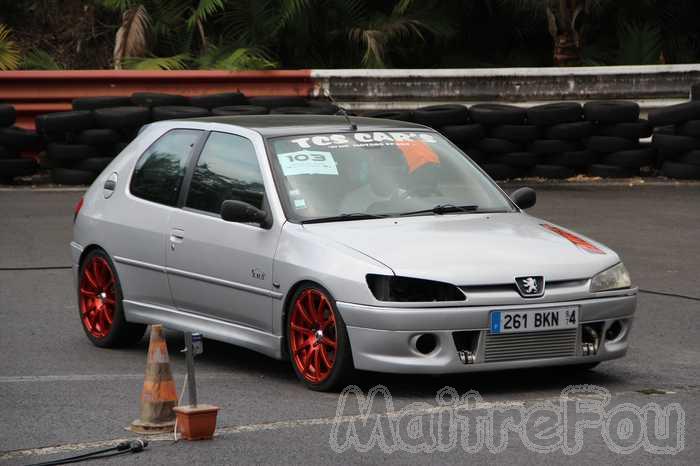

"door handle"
[169,229,185,249]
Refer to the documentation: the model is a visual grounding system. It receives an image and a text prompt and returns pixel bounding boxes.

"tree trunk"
[546,0,586,66]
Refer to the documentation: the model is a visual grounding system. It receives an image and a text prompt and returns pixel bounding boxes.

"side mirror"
[221,200,269,227]
[511,187,536,210]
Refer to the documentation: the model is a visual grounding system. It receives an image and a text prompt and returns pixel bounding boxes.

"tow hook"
[581,325,600,356]
[582,342,596,356]
[458,350,475,364]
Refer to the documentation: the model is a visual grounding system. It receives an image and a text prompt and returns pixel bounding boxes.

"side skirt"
[123,300,283,359]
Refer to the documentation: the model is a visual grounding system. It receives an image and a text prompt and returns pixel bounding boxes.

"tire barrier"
[649,101,700,179]
[0,103,39,182]
[401,98,699,181]
[26,93,340,185]
[4,86,700,186]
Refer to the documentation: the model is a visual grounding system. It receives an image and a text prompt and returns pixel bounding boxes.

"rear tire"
[78,249,146,348]
[286,284,353,391]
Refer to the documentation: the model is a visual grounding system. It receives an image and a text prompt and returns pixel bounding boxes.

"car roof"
[188,115,429,138]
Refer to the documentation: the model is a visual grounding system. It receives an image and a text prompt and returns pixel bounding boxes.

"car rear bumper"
[337,293,636,374]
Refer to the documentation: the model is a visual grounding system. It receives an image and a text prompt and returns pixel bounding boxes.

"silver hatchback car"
[72,115,637,390]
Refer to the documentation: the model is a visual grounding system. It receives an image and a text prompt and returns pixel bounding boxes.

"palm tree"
[0,24,20,71]
[267,0,447,68]
[106,0,273,70]
[3,0,698,69]
[495,0,599,66]
[498,0,697,66]
[106,0,443,69]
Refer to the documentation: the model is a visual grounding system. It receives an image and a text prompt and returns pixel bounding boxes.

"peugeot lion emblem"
[515,276,545,298]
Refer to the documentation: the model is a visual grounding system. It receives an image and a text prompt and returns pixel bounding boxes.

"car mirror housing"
[221,200,269,227]
[511,187,536,210]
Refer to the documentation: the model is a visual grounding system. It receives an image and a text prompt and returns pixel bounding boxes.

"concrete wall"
[312,65,700,113]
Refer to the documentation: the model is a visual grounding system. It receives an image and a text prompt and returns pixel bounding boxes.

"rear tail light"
[73,197,84,222]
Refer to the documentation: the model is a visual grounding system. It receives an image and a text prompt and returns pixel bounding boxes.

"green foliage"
[101,0,138,10]
[123,53,190,70]
[21,49,63,70]
[196,46,277,70]
[2,0,700,69]
[616,22,662,65]
[0,24,20,71]
[187,0,227,29]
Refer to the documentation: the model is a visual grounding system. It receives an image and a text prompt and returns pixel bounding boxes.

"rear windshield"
[268,130,514,221]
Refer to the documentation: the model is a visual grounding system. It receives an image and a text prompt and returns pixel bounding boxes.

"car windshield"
[268,130,515,222]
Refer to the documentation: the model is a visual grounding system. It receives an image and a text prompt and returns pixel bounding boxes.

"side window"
[186,132,266,215]
[130,129,202,206]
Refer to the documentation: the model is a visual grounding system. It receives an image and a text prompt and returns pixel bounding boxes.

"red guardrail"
[0,70,314,129]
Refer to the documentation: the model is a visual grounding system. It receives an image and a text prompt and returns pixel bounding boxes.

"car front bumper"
[337,293,636,374]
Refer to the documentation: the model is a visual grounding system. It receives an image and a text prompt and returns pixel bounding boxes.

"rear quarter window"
[130,129,202,206]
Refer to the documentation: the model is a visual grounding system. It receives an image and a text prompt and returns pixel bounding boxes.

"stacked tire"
[410,105,501,175]
[34,92,346,185]
[363,109,415,122]
[29,91,700,184]
[0,104,40,183]
[649,101,700,180]
[34,92,206,185]
[208,95,339,116]
[36,109,113,185]
[582,101,654,178]
[518,103,586,179]
[246,96,339,116]
[468,104,537,180]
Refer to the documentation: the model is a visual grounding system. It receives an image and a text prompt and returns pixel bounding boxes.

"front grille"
[484,328,577,363]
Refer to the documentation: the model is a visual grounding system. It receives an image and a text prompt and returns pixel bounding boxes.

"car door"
[112,128,204,310]
[165,130,281,332]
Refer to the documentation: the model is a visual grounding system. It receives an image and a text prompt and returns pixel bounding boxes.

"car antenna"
[322,88,357,131]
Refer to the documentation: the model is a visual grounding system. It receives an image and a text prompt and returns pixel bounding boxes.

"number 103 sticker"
[277,150,338,176]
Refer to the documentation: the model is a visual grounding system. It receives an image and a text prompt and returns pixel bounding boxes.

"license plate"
[490,307,578,334]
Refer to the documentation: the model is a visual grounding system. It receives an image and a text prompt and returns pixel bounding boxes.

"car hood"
[301,213,620,286]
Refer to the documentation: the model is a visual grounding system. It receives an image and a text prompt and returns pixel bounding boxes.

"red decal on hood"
[541,224,605,254]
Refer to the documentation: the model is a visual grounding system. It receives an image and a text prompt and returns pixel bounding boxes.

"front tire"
[78,249,146,347]
[286,285,353,391]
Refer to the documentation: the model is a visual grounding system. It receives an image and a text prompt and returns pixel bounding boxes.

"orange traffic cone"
[130,325,178,433]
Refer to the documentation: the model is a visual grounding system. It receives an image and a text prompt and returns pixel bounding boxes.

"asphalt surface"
[1,184,699,465]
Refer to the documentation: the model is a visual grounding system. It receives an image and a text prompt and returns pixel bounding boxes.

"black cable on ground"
[24,445,121,466]
[25,439,147,466]
[639,289,700,302]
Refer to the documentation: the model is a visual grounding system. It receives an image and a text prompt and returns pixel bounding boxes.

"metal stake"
[184,332,197,407]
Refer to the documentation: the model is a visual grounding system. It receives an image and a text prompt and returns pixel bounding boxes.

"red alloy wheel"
[79,256,117,339]
[289,289,338,384]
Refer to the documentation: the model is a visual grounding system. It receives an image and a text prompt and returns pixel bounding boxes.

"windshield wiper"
[399,204,479,216]
[301,212,388,224]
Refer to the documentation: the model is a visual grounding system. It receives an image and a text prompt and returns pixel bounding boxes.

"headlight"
[366,274,466,302]
[590,263,631,292]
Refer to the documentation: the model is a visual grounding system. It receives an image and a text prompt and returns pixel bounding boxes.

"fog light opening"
[605,320,624,342]
[415,333,438,355]
[581,324,600,356]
